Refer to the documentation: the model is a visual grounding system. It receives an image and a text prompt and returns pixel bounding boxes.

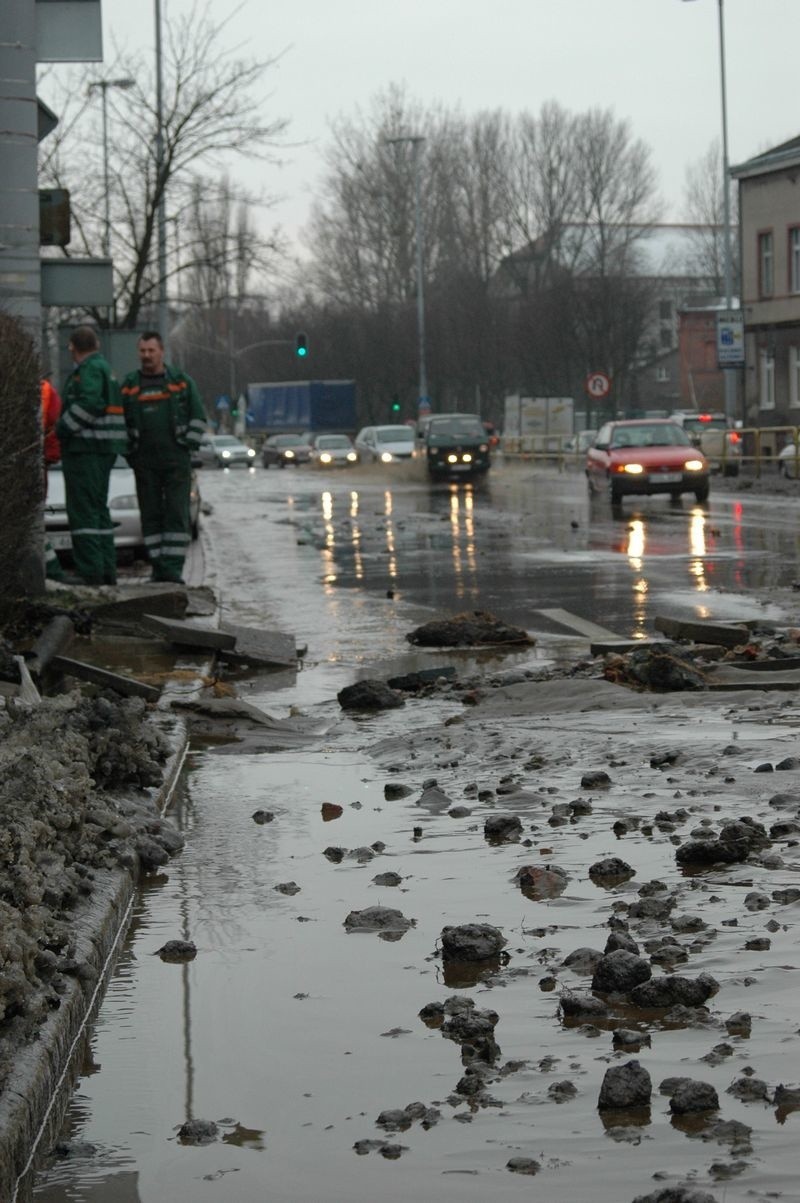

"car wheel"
[694,482,710,503]
[216,458,224,469]
[262,460,269,469]
[608,475,622,506]
[669,489,682,502]
[279,461,286,469]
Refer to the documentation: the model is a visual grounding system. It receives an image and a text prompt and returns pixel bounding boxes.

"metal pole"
[154,0,169,354]
[101,83,110,258]
[717,0,736,422]
[412,138,428,407]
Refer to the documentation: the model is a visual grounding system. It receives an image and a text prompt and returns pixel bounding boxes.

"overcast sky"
[89,0,798,258]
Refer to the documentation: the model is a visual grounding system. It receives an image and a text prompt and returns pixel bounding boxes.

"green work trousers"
[133,453,192,582]
[62,449,117,584]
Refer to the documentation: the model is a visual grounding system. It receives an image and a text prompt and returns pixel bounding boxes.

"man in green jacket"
[122,332,206,583]
[56,326,127,586]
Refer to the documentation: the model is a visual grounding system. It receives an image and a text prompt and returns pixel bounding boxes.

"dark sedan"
[586,418,709,506]
[262,434,312,469]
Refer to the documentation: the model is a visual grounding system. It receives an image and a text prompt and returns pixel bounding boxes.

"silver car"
[196,434,256,468]
[309,433,358,468]
[354,424,416,463]
[45,457,201,558]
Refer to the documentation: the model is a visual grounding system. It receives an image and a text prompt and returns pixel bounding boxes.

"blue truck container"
[246,380,357,433]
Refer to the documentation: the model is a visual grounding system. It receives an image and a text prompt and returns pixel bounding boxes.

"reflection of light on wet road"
[688,509,708,594]
[447,485,480,600]
[321,491,336,586]
[732,500,745,587]
[384,491,397,579]
[626,519,645,569]
[349,490,359,519]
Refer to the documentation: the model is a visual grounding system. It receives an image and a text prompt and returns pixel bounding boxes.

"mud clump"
[597,1060,652,1109]
[337,680,405,711]
[507,1157,540,1174]
[517,864,568,899]
[440,923,506,962]
[406,610,533,648]
[589,856,635,884]
[156,940,197,963]
[632,1189,720,1203]
[177,1118,218,1145]
[630,973,719,1009]
[592,950,652,995]
[344,907,414,934]
[484,814,523,843]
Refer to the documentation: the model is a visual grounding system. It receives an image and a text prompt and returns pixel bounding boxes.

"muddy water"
[33,463,800,1202]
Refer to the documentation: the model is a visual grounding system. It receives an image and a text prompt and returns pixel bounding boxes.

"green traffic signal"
[295,332,308,358]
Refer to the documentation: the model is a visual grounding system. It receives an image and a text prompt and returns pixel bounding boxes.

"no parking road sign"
[585,371,611,400]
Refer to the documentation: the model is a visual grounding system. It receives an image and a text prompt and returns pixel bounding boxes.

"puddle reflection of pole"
[175,781,195,1124]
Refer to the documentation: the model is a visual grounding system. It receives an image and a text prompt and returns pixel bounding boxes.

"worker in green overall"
[122,331,206,583]
[56,326,127,586]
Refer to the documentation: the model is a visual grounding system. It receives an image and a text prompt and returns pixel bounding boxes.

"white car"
[354,424,416,463]
[309,434,358,468]
[45,457,201,558]
[196,434,256,468]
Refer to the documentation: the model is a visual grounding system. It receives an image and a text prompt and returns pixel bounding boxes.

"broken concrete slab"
[705,665,800,691]
[140,614,236,651]
[654,615,750,648]
[218,619,296,668]
[92,589,189,627]
[27,615,75,679]
[171,695,328,751]
[590,638,671,656]
[50,655,161,701]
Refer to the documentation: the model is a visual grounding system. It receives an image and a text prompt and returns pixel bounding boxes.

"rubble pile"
[0,693,178,1091]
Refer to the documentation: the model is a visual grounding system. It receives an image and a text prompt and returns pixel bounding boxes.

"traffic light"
[391,395,401,414]
[295,331,308,358]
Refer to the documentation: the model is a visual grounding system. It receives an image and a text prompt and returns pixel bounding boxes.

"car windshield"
[213,436,240,446]
[610,424,691,449]
[375,427,414,444]
[428,417,485,439]
[273,435,303,447]
[318,436,351,449]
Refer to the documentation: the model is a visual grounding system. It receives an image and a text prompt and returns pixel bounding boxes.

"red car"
[586,418,709,506]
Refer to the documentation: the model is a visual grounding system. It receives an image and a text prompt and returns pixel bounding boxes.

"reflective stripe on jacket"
[57,353,128,455]
[121,366,206,455]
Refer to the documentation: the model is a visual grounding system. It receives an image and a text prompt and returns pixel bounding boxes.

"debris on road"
[406,609,534,648]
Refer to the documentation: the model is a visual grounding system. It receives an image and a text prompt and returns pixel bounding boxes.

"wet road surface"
[32,461,800,1202]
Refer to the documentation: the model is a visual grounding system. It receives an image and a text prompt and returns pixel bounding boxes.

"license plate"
[451,463,472,471]
[650,471,681,484]
[50,532,73,549]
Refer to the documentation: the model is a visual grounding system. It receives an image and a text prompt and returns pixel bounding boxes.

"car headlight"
[479,444,489,453]
[347,452,357,461]
[320,453,332,463]
[462,453,473,463]
[284,449,295,459]
[381,452,393,463]
[221,450,231,458]
[109,493,138,510]
[684,459,704,471]
[247,448,256,457]
[447,454,458,463]
[622,463,644,474]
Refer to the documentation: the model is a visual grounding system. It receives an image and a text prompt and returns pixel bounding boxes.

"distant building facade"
[732,135,800,432]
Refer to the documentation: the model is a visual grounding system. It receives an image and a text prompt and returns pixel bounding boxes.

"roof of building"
[731,134,800,179]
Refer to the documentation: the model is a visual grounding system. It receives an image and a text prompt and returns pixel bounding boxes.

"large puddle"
[32,464,800,1202]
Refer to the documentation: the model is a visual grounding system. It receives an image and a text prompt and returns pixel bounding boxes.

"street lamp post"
[155,0,169,354]
[87,77,135,259]
[384,135,428,410]
[683,0,736,421]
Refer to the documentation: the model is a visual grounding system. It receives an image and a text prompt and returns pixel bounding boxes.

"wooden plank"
[140,614,236,651]
[51,655,161,700]
[218,620,297,668]
[654,615,749,648]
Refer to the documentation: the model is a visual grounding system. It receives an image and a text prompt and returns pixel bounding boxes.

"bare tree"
[682,139,739,295]
[38,4,288,328]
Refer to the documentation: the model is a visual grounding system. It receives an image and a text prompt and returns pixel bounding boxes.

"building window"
[655,366,669,383]
[659,300,672,321]
[660,328,672,349]
[790,229,800,293]
[759,349,776,409]
[791,347,800,407]
[759,231,774,296]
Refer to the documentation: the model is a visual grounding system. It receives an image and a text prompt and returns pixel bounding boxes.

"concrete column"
[0,0,41,341]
